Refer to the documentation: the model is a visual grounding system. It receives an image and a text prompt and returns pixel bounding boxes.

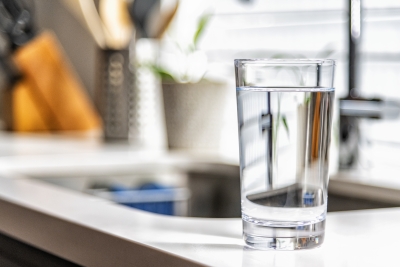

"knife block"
[5,31,101,132]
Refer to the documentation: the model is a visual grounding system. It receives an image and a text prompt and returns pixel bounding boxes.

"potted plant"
[149,13,232,153]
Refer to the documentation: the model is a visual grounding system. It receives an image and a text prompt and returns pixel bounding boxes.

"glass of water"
[235,59,335,250]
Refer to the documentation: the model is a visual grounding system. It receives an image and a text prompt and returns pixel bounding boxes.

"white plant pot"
[162,81,231,152]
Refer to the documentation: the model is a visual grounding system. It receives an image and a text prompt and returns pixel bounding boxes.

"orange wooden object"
[13,80,48,131]
[11,31,101,132]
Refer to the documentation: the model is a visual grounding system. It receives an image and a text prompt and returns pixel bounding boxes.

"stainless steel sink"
[27,161,399,218]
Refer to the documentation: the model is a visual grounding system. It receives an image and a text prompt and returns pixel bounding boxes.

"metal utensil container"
[95,49,135,141]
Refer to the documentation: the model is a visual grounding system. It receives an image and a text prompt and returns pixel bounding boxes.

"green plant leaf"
[281,115,290,138]
[149,65,176,82]
[193,13,211,48]
[304,95,311,105]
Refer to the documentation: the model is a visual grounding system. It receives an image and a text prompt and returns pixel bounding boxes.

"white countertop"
[0,133,399,266]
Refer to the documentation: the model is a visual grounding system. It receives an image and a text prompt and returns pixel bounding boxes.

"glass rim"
[234,58,336,66]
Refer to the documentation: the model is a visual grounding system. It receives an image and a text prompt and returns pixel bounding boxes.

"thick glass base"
[243,219,325,250]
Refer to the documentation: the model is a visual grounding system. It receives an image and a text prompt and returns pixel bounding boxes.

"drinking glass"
[235,59,335,250]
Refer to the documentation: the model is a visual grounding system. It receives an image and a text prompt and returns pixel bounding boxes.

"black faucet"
[339,0,400,168]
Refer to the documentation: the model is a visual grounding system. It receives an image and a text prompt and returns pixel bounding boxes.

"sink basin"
[26,160,399,218]
[27,162,242,218]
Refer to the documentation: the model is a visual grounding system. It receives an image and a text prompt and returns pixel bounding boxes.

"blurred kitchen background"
[1,0,400,217]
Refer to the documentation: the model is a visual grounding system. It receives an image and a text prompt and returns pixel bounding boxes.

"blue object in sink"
[110,183,181,215]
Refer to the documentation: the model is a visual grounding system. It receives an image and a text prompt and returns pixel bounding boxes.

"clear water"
[236,87,334,228]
